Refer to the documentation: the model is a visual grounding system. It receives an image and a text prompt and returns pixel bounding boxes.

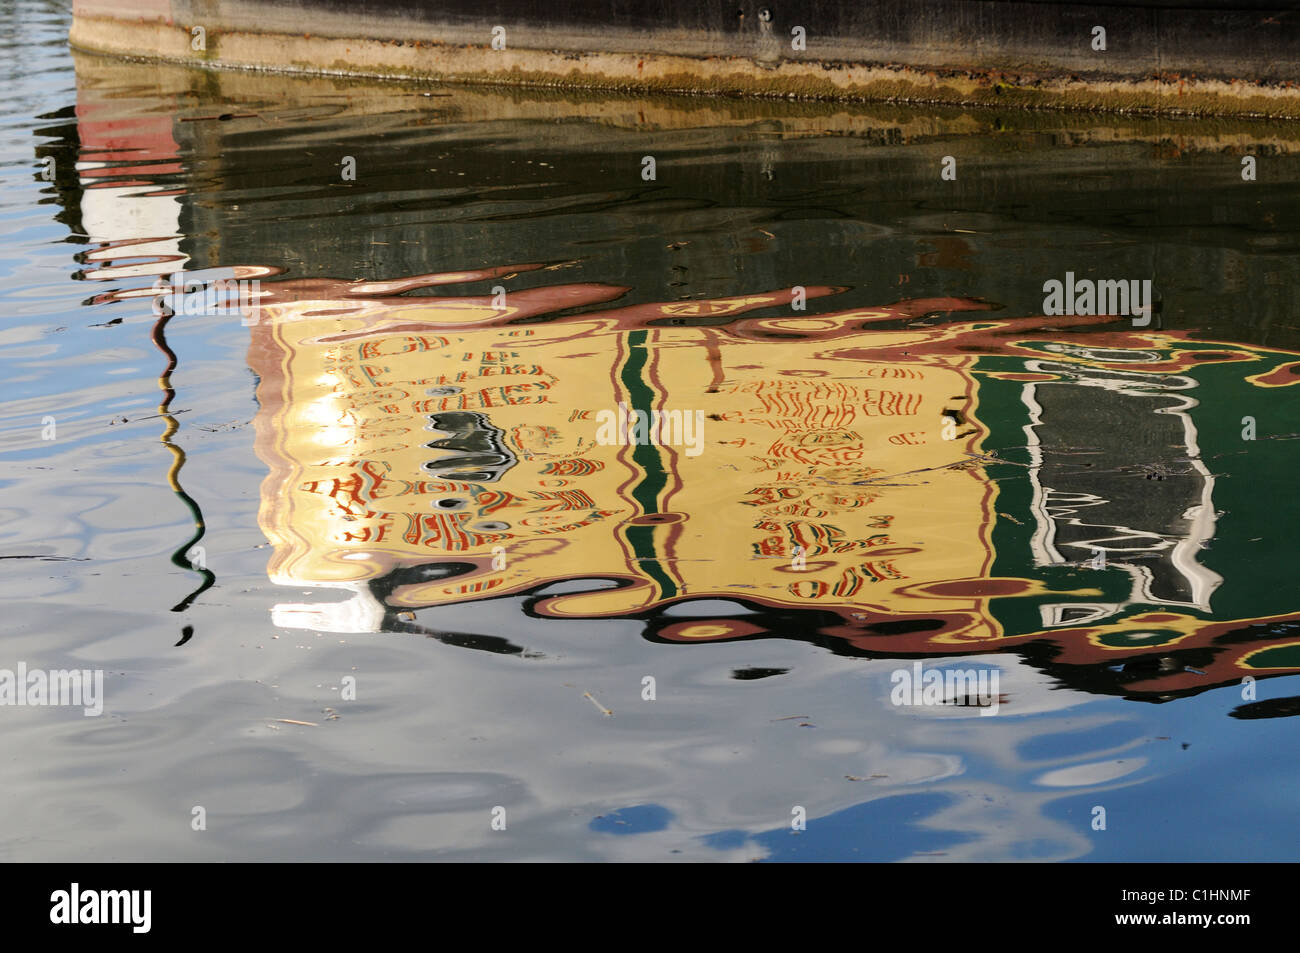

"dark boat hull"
[70,2,1300,117]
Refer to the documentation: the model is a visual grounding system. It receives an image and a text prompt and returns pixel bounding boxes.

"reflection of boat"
[249,273,1001,635]
[59,50,1300,704]
[243,269,1300,701]
[70,73,214,614]
[1023,351,1221,616]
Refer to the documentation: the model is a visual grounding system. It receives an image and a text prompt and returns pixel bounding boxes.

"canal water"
[2,1,1299,861]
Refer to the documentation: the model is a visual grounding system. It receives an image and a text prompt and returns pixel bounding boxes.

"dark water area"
[3,0,1300,862]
